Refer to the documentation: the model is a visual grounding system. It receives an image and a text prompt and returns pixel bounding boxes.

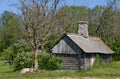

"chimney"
[78,21,89,38]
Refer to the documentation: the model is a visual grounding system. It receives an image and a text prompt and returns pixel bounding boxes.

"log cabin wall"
[60,54,79,70]
[51,36,85,70]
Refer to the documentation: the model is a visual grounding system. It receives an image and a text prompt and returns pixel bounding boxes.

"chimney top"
[78,21,89,38]
[78,21,89,24]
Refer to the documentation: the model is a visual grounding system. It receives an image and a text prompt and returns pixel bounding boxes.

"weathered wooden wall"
[51,36,85,70]
[61,54,79,70]
[51,36,82,54]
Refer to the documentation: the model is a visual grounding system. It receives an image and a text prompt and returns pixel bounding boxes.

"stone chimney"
[78,21,89,38]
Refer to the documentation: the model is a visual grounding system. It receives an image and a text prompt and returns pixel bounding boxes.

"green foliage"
[38,52,62,70]
[0,11,20,54]
[47,56,62,70]
[2,46,16,60]
[13,52,34,71]
[13,51,62,71]
[111,41,120,61]
[2,40,32,61]
[0,11,19,26]
[10,40,33,71]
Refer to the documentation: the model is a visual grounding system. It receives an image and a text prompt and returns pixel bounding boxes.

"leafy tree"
[0,11,20,54]
[0,11,19,27]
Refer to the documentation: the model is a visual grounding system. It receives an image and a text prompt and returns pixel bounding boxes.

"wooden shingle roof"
[67,34,114,54]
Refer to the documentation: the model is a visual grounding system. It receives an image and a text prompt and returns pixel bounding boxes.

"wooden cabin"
[50,21,114,70]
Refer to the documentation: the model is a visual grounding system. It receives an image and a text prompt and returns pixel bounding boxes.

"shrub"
[38,52,62,70]
[111,41,120,61]
[46,56,62,70]
[13,51,62,71]
[13,52,34,71]
[2,40,32,61]
[2,46,15,60]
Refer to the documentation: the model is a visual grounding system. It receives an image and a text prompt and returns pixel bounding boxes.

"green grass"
[0,60,120,79]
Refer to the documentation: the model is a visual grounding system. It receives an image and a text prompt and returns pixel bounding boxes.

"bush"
[2,40,32,61]
[13,52,34,71]
[111,41,120,61]
[38,52,62,70]
[13,51,62,71]
[2,46,16,60]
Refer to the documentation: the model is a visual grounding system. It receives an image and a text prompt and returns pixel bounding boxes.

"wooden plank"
[61,55,79,70]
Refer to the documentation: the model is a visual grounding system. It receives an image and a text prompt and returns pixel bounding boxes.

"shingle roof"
[67,34,114,54]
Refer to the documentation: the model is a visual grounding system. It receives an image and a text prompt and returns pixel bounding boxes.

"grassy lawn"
[0,60,120,79]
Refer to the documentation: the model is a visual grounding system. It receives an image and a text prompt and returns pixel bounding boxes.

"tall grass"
[78,61,120,78]
[0,60,120,79]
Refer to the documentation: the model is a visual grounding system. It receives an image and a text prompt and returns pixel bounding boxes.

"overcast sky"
[0,0,107,14]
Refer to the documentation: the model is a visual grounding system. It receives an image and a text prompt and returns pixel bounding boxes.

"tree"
[17,0,72,70]
[0,11,20,53]
[88,0,120,61]
[95,0,117,38]
[0,11,19,27]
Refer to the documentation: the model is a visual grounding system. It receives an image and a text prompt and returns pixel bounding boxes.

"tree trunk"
[34,49,39,70]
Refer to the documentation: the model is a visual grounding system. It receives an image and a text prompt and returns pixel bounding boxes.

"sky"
[0,0,107,14]
[0,0,19,14]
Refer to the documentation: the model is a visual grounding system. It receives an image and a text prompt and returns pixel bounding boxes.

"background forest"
[0,0,120,71]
